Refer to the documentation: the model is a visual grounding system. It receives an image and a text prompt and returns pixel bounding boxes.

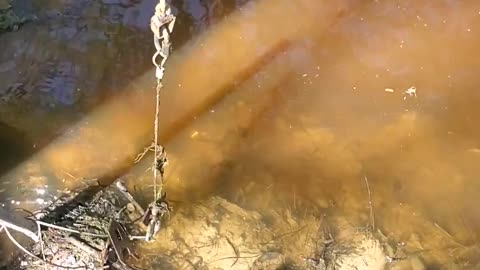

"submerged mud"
[136,196,387,270]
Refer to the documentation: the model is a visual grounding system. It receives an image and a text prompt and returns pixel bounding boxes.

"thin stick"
[36,220,107,238]
[363,176,375,232]
[433,222,465,247]
[293,188,297,211]
[134,143,154,163]
[224,236,240,267]
[63,171,79,180]
[37,223,47,270]
[207,254,261,264]
[260,225,308,245]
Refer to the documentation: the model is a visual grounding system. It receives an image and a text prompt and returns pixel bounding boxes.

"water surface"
[1,0,480,269]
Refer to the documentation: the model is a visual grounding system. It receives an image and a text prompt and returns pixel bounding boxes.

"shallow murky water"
[1,0,480,269]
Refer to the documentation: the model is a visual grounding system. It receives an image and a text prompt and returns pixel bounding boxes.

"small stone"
[251,252,285,270]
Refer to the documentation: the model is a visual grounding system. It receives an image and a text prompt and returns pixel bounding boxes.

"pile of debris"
[0,180,169,269]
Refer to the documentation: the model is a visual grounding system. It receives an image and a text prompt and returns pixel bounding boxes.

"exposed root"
[134,143,155,164]
[224,236,240,267]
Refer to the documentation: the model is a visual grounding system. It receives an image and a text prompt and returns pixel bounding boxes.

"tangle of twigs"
[3,226,88,269]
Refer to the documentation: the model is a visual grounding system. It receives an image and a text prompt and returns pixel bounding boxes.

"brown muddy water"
[1,0,480,269]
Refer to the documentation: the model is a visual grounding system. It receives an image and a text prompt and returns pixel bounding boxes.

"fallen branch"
[363,176,375,232]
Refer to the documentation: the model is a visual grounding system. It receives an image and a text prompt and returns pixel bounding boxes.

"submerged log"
[1,180,150,270]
